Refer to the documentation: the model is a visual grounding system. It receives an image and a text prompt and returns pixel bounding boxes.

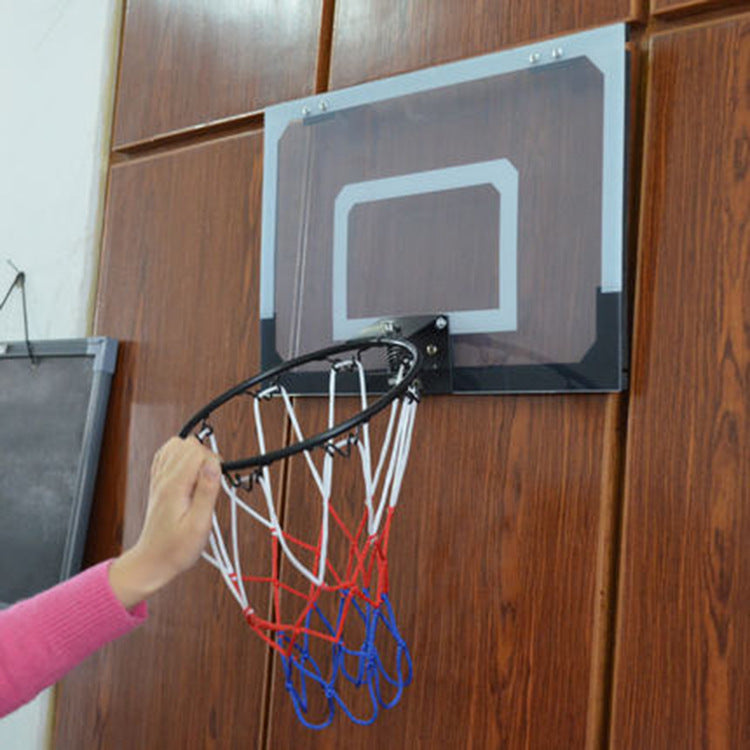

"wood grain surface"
[611,16,750,749]
[53,132,280,749]
[113,0,324,148]
[267,395,624,748]
[650,0,750,17]
[329,0,642,90]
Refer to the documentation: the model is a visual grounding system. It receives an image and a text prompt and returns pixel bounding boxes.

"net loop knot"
[253,383,280,401]
[322,428,360,458]
[330,355,360,372]
[197,422,213,442]
[229,471,261,491]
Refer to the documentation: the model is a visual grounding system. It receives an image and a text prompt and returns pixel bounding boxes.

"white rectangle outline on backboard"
[331,159,519,340]
[260,23,626,326]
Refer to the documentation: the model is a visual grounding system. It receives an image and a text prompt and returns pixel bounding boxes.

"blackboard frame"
[0,337,117,606]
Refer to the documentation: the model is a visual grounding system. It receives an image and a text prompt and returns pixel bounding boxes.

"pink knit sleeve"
[0,560,148,717]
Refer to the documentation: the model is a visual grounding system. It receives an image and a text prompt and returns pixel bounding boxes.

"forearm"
[108,547,176,610]
[0,560,147,717]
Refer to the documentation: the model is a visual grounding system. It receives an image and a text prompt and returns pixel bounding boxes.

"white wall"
[0,0,121,343]
[0,0,121,746]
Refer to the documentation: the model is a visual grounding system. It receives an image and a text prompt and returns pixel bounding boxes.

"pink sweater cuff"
[38,560,148,648]
[0,560,148,717]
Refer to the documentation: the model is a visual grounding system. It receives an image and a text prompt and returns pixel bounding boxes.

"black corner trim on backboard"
[452,288,624,393]
[576,288,624,390]
[260,317,284,370]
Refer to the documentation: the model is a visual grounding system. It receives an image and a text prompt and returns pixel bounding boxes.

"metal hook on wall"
[0,260,37,366]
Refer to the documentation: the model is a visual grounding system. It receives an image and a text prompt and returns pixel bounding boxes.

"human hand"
[109,436,222,609]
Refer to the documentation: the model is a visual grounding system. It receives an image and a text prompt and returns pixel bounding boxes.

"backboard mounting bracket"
[358,315,453,395]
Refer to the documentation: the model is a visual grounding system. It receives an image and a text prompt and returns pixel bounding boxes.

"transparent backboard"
[261,24,628,393]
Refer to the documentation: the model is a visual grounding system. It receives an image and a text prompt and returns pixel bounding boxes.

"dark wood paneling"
[267,395,624,747]
[651,0,750,17]
[53,2,641,746]
[54,132,277,749]
[612,17,750,749]
[113,0,324,148]
[329,0,642,89]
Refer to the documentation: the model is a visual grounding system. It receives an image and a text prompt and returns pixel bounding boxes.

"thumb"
[190,458,222,528]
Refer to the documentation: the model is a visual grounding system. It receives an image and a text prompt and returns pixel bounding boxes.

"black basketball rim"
[179,336,422,472]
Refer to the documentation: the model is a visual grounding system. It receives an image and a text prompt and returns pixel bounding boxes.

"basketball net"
[198,356,418,728]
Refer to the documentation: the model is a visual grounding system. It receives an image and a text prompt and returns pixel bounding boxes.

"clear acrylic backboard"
[261,23,628,393]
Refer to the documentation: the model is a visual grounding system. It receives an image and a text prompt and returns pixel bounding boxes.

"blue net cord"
[278,591,412,729]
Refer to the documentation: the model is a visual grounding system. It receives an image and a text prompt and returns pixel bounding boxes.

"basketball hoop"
[180,334,424,728]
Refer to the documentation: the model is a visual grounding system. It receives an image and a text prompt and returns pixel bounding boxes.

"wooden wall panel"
[612,16,750,749]
[53,132,276,749]
[651,0,749,16]
[266,396,624,747]
[329,0,641,89]
[51,2,645,747]
[113,0,324,148]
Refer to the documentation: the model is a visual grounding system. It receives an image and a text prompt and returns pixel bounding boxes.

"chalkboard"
[0,338,117,606]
